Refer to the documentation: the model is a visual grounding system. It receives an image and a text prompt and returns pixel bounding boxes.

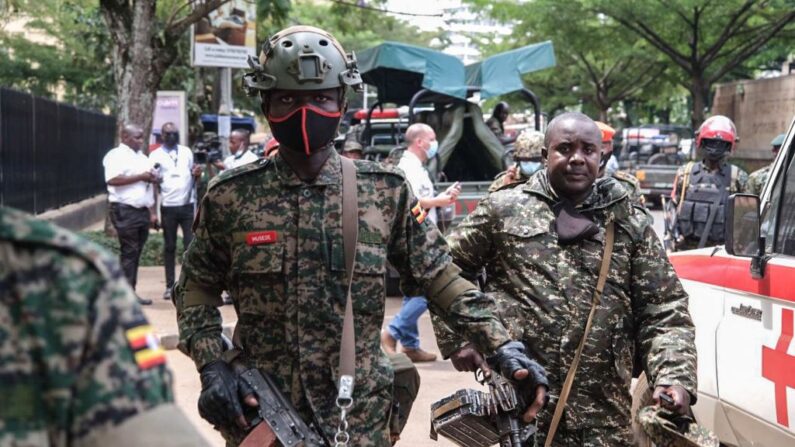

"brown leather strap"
[339,157,358,385]
[545,221,615,447]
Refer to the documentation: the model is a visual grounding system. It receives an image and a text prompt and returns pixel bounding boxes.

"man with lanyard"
[381,123,462,363]
[222,129,260,170]
[175,26,546,446]
[671,115,748,251]
[103,124,158,305]
[149,122,201,301]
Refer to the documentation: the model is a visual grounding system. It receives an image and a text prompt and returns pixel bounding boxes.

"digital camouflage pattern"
[433,169,697,446]
[0,206,204,447]
[746,163,773,196]
[175,150,511,446]
[513,129,545,159]
[637,406,719,447]
[612,170,646,207]
[488,170,529,193]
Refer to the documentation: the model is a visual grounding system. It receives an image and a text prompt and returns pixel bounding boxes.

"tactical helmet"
[243,26,362,96]
[513,129,544,159]
[637,406,719,447]
[696,115,737,152]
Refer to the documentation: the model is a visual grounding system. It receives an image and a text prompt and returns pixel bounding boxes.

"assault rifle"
[430,369,536,447]
[235,365,327,447]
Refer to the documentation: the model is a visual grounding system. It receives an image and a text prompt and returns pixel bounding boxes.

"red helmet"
[696,115,737,151]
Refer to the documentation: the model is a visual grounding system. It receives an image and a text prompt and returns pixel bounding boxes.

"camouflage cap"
[637,406,719,447]
[513,129,544,159]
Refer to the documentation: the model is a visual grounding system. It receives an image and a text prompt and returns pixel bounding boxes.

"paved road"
[143,209,666,446]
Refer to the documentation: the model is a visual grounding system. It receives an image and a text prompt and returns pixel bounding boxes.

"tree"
[591,0,795,128]
[99,0,288,137]
[469,0,679,122]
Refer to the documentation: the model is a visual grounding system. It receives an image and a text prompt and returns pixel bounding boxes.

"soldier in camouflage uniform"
[671,116,748,251]
[175,26,547,447]
[0,206,207,447]
[746,133,785,195]
[488,129,545,192]
[434,112,697,446]
[596,121,647,208]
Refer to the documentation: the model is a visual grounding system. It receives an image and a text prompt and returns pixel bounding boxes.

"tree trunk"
[689,75,710,130]
[597,107,608,122]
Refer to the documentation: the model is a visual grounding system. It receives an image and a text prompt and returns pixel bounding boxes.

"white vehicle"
[667,116,795,446]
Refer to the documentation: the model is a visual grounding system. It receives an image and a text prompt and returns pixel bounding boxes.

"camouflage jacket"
[434,170,697,433]
[612,170,645,207]
[0,207,204,447]
[746,163,773,196]
[175,150,510,446]
[488,170,528,193]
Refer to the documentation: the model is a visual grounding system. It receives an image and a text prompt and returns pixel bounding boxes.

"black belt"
[110,202,149,211]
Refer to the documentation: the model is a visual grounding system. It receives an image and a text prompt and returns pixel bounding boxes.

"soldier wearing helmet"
[175,26,548,446]
[671,115,748,251]
[488,129,545,192]
[596,121,647,209]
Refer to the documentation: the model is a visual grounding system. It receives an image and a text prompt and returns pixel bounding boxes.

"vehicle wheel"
[648,153,673,165]
[631,372,654,447]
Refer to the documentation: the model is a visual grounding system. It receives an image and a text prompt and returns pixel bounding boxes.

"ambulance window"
[770,138,795,255]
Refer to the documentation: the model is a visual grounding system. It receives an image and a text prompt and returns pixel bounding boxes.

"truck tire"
[631,372,654,447]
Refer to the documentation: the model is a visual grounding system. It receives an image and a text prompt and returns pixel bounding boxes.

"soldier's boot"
[401,347,437,363]
[381,329,397,354]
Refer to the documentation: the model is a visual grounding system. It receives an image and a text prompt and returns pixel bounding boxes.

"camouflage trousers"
[534,424,635,446]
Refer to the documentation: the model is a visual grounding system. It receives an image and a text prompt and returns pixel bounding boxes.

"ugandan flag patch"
[411,201,428,224]
[125,321,166,370]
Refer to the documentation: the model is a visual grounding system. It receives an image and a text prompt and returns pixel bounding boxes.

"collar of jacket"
[521,168,629,213]
[272,147,342,187]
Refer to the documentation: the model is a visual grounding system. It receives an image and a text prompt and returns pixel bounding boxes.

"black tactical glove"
[198,360,254,428]
[489,341,549,402]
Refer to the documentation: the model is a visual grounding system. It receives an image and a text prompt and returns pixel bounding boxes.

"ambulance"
[667,116,795,446]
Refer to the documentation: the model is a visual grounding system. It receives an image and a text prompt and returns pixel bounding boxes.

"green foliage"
[81,230,185,267]
[0,1,115,110]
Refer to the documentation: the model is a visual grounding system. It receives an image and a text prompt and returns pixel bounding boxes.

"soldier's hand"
[198,360,259,429]
[653,384,691,415]
[504,165,519,185]
[489,341,549,420]
[450,343,490,375]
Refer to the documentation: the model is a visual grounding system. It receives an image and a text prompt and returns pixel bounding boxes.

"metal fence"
[0,87,116,214]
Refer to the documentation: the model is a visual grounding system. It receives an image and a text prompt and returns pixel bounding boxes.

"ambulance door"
[715,129,795,446]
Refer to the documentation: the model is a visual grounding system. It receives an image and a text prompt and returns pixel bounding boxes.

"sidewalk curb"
[159,322,236,350]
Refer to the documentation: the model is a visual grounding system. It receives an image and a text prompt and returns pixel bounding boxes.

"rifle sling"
[544,221,615,447]
[339,157,358,390]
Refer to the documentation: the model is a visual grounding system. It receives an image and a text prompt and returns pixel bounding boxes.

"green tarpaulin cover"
[465,40,556,99]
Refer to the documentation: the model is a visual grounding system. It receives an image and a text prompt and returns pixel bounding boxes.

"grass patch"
[81,230,185,267]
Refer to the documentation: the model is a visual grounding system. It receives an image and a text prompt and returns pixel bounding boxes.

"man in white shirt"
[381,123,461,362]
[149,122,202,300]
[221,129,259,170]
[103,124,158,305]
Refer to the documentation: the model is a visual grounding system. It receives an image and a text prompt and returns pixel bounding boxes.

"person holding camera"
[103,124,159,305]
[149,122,202,301]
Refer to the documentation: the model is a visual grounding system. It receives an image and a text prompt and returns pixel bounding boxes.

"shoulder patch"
[207,158,271,192]
[353,159,405,179]
[0,207,117,278]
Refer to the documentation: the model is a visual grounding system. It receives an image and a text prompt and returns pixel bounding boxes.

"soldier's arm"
[175,190,231,370]
[386,181,509,356]
[630,225,698,401]
[736,168,750,193]
[430,195,500,357]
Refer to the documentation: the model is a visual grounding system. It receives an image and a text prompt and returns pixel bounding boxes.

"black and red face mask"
[267,105,341,156]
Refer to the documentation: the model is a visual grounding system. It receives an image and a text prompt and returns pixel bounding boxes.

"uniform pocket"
[232,244,285,316]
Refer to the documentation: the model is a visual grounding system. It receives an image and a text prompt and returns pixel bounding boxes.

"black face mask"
[163,131,179,147]
[267,105,341,156]
[702,139,731,160]
[552,200,599,245]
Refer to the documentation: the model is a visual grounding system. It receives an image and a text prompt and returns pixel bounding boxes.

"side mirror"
[725,194,766,278]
